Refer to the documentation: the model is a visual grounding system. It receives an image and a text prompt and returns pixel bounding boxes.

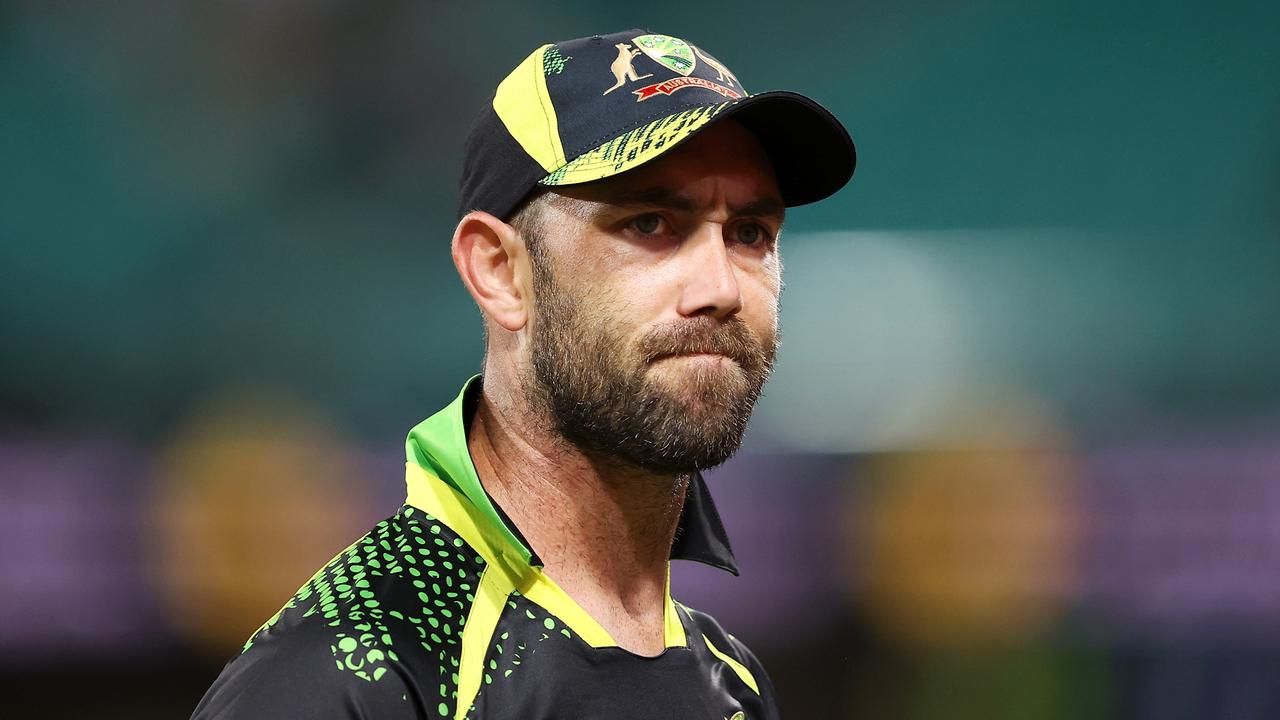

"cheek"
[737,274,780,342]
[579,276,655,341]
[764,253,783,294]
[606,262,680,318]
[744,262,782,311]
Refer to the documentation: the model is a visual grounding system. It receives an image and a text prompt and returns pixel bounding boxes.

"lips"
[659,351,731,358]
[637,316,766,373]
[650,350,737,364]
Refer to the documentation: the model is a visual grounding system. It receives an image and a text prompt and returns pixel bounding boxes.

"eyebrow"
[598,186,786,222]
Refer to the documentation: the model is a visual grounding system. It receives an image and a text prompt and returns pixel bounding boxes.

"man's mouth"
[650,351,738,365]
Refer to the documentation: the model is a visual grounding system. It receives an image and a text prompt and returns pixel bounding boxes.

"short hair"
[478,189,553,354]
[507,188,552,267]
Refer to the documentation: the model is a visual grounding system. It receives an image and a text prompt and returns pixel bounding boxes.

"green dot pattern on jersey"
[543,47,572,76]
[243,506,485,718]
[476,591,575,696]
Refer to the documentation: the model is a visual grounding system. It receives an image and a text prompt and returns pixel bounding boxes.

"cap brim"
[726,91,857,207]
[539,90,855,208]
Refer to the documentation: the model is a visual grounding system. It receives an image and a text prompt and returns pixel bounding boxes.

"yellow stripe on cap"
[541,102,733,186]
[493,44,567,173]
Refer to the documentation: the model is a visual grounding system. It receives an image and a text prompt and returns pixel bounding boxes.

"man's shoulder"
[676,600,778,702]
[677,601,758,656]
[193,506,489,719]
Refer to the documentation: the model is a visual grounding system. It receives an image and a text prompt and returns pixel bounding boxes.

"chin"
[649,374,755,424]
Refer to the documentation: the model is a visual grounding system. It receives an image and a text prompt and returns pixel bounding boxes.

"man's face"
[521,120,784,475]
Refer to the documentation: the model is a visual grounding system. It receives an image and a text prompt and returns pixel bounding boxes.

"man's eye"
[734,223,769,246]
[631,213,663,235]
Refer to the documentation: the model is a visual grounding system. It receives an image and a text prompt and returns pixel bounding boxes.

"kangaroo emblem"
[693,46,738,88]
[602,42,653,95]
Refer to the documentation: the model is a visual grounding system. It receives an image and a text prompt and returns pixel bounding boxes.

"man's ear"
[451,211,529,332]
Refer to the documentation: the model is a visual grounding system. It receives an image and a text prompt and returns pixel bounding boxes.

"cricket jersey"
[191,377,781,720]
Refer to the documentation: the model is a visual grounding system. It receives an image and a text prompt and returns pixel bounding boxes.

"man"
[192,28,854,719]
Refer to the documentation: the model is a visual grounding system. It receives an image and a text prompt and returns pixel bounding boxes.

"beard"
[527,257,777,476]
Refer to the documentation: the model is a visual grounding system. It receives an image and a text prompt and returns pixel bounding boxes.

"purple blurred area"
[0,438,161,657]
[1083,434,1280,641]
[6,432,1280,717]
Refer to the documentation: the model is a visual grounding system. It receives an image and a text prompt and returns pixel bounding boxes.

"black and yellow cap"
[458,29,856,220]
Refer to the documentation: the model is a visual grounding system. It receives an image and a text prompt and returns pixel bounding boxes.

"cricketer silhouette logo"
[600,34,743,101]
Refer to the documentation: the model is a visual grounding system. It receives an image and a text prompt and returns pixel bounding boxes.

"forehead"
[547,120,782,213]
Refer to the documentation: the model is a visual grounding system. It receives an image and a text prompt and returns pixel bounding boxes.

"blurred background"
[3,0,1279,717]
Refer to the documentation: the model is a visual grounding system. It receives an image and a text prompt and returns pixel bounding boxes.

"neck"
[468,370,687,656]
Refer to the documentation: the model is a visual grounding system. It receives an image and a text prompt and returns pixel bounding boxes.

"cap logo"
[692,45,740,88]
[602,42,654,96]
[634,76,742,102]
[606,34,742,102]
[632,34,696,76]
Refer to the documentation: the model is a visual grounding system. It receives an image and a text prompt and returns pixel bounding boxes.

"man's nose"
[675,223,743,319]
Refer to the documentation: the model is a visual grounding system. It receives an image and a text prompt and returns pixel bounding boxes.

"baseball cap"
[457,29,856,221]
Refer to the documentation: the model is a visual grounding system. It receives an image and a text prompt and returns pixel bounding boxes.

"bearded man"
[192,28,854,720]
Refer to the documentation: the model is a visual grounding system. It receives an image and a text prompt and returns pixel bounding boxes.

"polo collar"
[404,375,739,575]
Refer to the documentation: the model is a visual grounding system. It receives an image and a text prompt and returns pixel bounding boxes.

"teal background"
[5,0,1277,439]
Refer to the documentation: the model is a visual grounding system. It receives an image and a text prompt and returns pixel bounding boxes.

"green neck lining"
[404,375,533,565]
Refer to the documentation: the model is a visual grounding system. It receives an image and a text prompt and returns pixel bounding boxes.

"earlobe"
[451,211,529,332]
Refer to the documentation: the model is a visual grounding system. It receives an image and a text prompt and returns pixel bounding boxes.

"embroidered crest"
[602,42,653,95]
[633,76,742,102]
[633,34,696,76]
[692,45,740,89]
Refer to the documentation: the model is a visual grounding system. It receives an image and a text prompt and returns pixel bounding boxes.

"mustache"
[637,316,772,370]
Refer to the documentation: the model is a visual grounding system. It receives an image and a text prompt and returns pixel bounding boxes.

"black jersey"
[192,378,780,720]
